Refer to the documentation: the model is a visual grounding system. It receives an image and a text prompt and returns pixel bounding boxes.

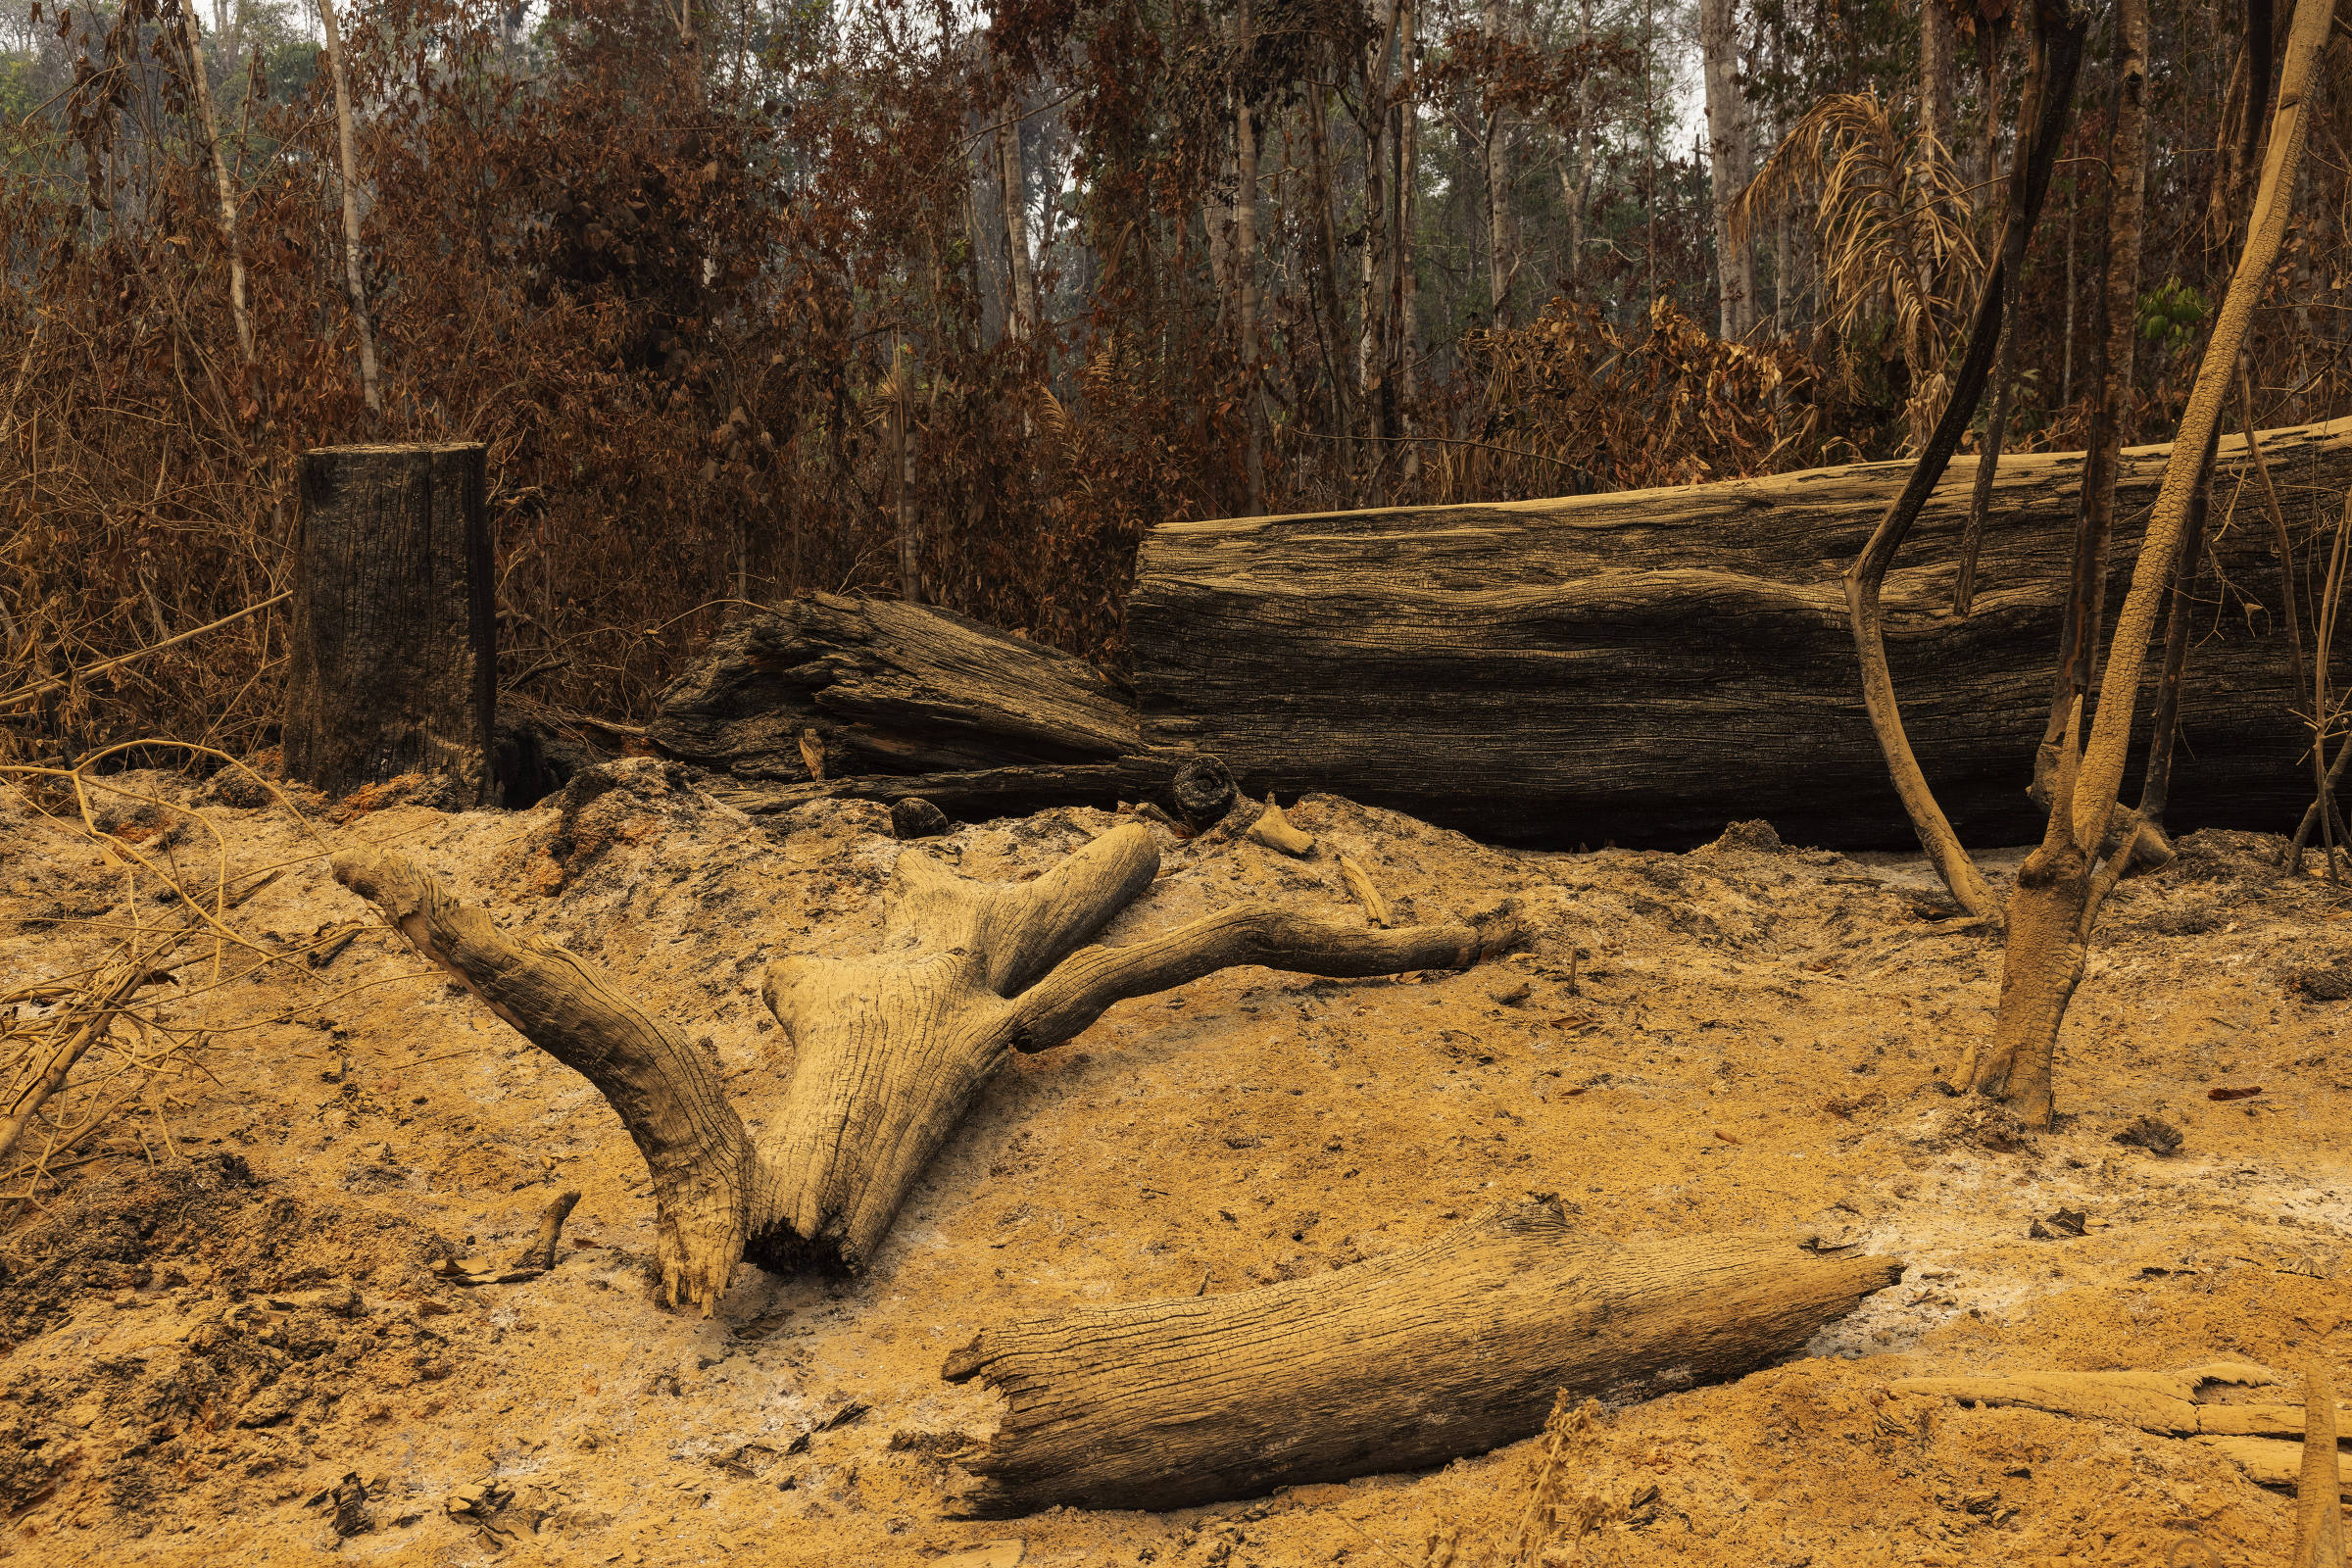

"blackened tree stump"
[282,442,497,804]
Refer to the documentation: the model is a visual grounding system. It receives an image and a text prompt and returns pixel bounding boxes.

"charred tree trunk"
[648,593,1139,783]
[942,1198,1900,1516]
[1132,419,2352,849]
[1699,0,1754,338]
[281,443,497,805]
[332,828,1520,1309]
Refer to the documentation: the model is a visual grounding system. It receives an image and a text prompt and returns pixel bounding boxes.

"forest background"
[2,0,2344,764]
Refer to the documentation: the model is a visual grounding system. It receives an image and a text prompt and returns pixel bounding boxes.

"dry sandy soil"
[1,760,2348,1568]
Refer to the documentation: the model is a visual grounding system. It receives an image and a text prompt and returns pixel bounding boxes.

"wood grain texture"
[1130,419,2352,847]
[337,826,1519,1300]
[650,594,1141,782]
[282,443,495,803]
[329,849,755,1311]
[941,1199,1901,1516]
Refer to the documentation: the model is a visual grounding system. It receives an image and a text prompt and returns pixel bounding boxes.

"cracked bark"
[942,1198,1900,1515]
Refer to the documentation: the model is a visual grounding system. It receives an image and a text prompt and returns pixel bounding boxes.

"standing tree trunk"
[1922,0,1956,161]
[1953,17,2050,616]
[178,11,253,367]
[1357,0,1402,435]
[1699,0,1755,337]
[314,0,380,418]
[1305,77,1357,442]
[333,828,1522,1309]
[1841,1,2091,919]
[891,342,920,603]
[1955,0,2333,1126]
[1482,0,1516,323]
[1000,89,1038,341]
[1565,0,1596,289]
[2033,0,2148,805]
[1396,0,1420,484]
[282,443,496,804]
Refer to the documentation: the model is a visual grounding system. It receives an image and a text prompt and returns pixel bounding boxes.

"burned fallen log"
[1130,417,2352,847]
[653,595,1253,823]
[941,1198,1901,1516]
[651,594,1140,782]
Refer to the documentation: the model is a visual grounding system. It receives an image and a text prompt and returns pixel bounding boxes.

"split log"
[1130,417,2352,847]
[282,443,498,805]
[332,826,1521,1309]
[940,1199,1902,1516]
[650,594,1141,784]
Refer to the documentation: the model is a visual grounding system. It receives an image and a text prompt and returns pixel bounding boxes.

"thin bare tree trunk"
[1699,0,1754,337]
[1841,3,2090,921]
[315,0,380,417]
[1922,0,1956,156]
[1358,0,1401,428]
[1397,0,1420,484]
[1000,90,1038,341]
[2033,0,2145,805]
[1567,0,1594,288]
[2072,0,2328,840]
[2137,425,2217,830]
[1958,0,2333,1127]
[1954,18,2050,616]
[179,12,253,367]
[1482,0,1515,323]
[892,342,920,604]
[1304,79,1356,441]
[2060,184,2078,406]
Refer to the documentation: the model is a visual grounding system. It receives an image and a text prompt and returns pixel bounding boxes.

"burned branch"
[334,823,1521,1309]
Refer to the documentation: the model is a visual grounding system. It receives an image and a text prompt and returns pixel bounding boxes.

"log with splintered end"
[940,1200,1902,1516]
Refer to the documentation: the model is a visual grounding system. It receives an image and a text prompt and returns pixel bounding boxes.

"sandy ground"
[1,760,2347,1568]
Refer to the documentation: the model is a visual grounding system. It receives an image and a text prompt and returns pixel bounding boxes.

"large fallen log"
[940,1198,1902,1516]
[1130,418,2352,847]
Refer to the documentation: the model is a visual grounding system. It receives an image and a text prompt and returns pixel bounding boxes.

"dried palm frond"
[1734,92,1984,451]
[1452,296,1831,502]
